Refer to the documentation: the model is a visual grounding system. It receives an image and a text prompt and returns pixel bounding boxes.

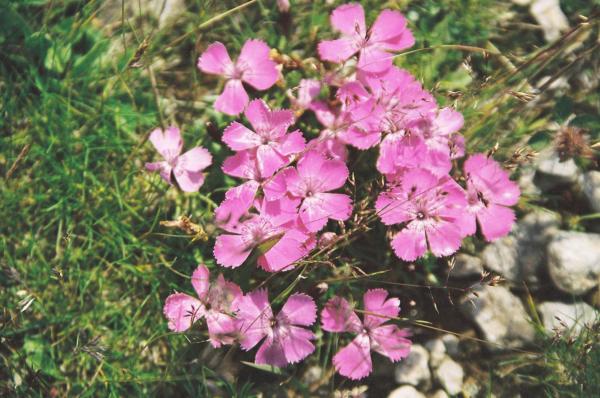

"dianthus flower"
[197,40,279,115]
[321,289,411,379]
[234,290,317,367]
[163,265,241,347]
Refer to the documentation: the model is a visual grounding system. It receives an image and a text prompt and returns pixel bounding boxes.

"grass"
[1,0,599,396]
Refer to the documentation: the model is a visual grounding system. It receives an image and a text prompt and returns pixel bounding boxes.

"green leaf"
[240,361,284,375]
[23,337,61,378]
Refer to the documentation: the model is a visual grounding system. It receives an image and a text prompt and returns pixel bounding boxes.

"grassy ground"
[1,0,599,396]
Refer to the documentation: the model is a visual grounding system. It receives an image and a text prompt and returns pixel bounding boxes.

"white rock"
[450,254,484,278]
[530,0,569,42]
[538,301,598,336]
[460,285,536,351]
[481,211,559,284]
[547,231,600,295]
[394,344,431,387]
[388,385,426,398]
[424,339,446,369]
[535,148,580,190]
[582,171,600,212]
[433,357,464,396]
[429,390,449,398]
[441,334,460,357]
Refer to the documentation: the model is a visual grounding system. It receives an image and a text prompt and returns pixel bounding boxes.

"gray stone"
[530,0,569,42]
[394,344,431,388]
[450,254,484,278]
[582,171,600,212]
[424,339,446,369]
[388,385,426,398]
[547,231,600,295]
[481,211,560,284]
[535,149,579,190]
[538,301,598,336]
[460,285,536,351]
[441,334,460,357]
[433,356,464,396]
[519,166,542,197]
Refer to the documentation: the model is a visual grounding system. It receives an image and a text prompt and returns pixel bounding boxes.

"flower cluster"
[164,265,410,379]
[147,1,522,381]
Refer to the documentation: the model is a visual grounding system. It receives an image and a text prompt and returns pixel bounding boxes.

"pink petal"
[465,154,520,206]
[174,170,206,192]
[210,274,243,312]
[426,222,463,258]
[434,107,464,136]
[370,324,412,362]
[191,265,210,301]
[262,169,289,200]
[244,99,294,134]
[294,79,321,109]
[149,126,182,160]
[477,204,516,242]
[311,101,336,128]
[321,296,362,333]
[238,39,279,90]
[214,79,249,116]
[279,293,317,326]
[333,334,373,380]
[391,227,427,261]
[375,191,411,225]
[278,326,315,364]
[213,233,253,268]
[206,310,238,348]
[362,289,400,329]
[222,122,261,151]
[319,158,349,191]
[330,3,365,35]
[214,181,259,231]
[276,130,306,156]
[233,289,273,351]
[300,193,352,232]
[222,150,259,180]
[255,336,287,367]
[178,146,212,172]
[257,145,288,178]
[369,10,414,51]
[357,45,393,75]
[318,37,359,63]
[258,229,309,272]
[145,161,172,184]
[197,41,234,75]
[297,151,348,192]
[163,293,204,332]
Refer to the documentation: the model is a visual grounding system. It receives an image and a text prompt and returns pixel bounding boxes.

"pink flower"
[462,154,520,241]
[307,100,350,160]
[222,99,306,179]
[271,151,353,232]
[163,265,242,347]
[145,126,212,192]
[376,168,468,261]
[197,40,279,115]
[234,290,316,367]
[213,196,312,272]
[214,181,260,231]
[318,3,414,74]
[321,289,411,380]
[289,79,321,111]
